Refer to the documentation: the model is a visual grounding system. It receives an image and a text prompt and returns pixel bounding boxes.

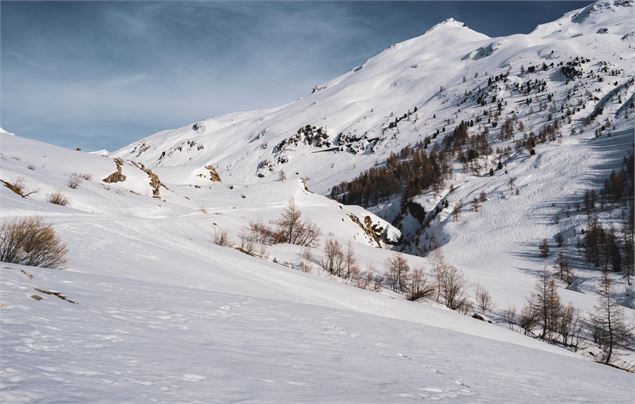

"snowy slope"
[2,265,634,403]
[2,1,635,401]
[114,0,634,193]
[1,126,634,402]
[111,0,635,354]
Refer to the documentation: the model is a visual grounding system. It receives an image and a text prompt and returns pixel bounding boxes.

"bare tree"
[438,265,471,312]
[501,306,518,330]
[342,241,360,280]
[526,268,561,340]
[471,197,480,212]
[475,283,495,314]
[319,239,345,276]
[408,268,435,301]
[275,199,321,247]
[385,254,411,293]
[431,249,470,312]
[556,303,583,349]
[539,238,550,257]
[591,270,634,364]
[555,253,574,285]
[278,199,302,243]
[519,305,540,336]
[452,202,461,221]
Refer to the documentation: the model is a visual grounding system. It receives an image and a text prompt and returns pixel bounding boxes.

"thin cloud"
[0,1,592,151]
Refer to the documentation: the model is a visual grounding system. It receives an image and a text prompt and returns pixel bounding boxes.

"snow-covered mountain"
[1,1,635,401]
[1,128,633,403]
[115,0,634,193]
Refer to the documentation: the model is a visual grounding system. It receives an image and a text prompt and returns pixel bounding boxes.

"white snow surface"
[1,113,634,404]
[2,1,635,401]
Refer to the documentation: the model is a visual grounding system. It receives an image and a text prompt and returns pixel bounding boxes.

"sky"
[1,1,592,151]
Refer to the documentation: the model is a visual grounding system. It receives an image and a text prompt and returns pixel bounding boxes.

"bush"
[237,230,256,255]
[1,177,25,197]
[48,192,70,206]
[213,227,232,247]
[298,248,313,273]
[0,217,67,268]
[67,174,82,189]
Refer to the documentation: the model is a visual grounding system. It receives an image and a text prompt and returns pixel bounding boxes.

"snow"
[1,127,634,401]
[2,265,633,403]
[1,0,635,401]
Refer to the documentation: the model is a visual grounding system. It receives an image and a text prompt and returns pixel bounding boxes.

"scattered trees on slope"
[330,144,450,206]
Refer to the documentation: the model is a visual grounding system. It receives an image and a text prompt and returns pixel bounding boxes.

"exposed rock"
[102,158,127,184]
[205,165,222,182]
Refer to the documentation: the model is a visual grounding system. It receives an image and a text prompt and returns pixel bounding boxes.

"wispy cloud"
[0,1,592,150]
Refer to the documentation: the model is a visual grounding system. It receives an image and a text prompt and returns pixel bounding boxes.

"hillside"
[111,0,635,349]
[114,0,634,192]
[1,0,635,401]
[1,132,634,402]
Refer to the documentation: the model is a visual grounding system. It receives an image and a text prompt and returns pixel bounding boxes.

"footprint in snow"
[181,373,207,382]
[285,381,308,387]
[397,352,411,359]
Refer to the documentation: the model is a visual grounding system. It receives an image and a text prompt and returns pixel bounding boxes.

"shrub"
[0,217,67,268]
[48,192,69,206]
[67,174,82,189]
[237,230,256,255]
[213,227,232,247]
[248,221,283,245]
[298,248,313,273]
[1,177,25,197]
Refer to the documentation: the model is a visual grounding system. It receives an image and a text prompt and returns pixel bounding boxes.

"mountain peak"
[424,17,467,34]
[572,0,633,23]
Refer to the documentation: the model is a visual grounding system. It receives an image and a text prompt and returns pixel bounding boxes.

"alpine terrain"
[1,0,634,402]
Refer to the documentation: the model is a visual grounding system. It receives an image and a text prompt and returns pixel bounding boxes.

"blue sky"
[1,1,592,151]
